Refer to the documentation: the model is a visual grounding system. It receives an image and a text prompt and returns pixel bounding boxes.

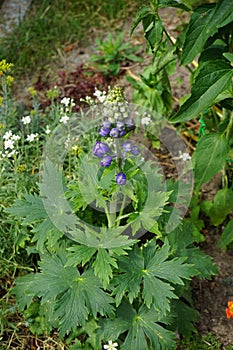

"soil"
[11,6,233,349]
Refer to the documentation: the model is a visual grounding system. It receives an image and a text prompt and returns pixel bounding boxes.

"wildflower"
[141,115,152,125]
[116,173,126,185]
[131,145,140,156]
[103,340,118,350]
[11,134,20,141]
[100,155,112,167]
[4,139,15,150]
[99,126,110,137]
[26,133,38,142]
[60,115,69,124]
[28,86,37,97]
[45,125,51,134]
[179,152,191,161]
[122,141,132,152]
[226,301,233,319]
[116,121,125,131]
[3,131,13,140]
[21,115,31,125]
[60,97,71,107]
[93,88,107,103]
[93,141,110,158]
[109,128,120,138]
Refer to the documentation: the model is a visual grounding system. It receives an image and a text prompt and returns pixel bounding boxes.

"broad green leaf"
[130,5,151,36]
[158,0,190,11]
[202,188,233,226]
[218,219,233,249]
[180,0,233,64]
[171,60,233,123]
[143,16,164,52]
[194,133,229,188]
[32,218,63,252]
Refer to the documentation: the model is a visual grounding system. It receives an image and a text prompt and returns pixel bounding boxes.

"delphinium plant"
[7,85,218,349]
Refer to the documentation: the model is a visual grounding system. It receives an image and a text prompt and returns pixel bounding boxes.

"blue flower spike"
[116,173,126,185]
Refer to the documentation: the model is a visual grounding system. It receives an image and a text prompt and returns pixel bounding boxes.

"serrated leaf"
[66,245,97,267]
[171,60,233,123]
[31,218,63,252]
[6,194,47,224]
[194,133,229,188]
[218,219,233,249]
[172,299,199,336]
[112,239,196,312]
[180,0,233,65]
[92,249,118,288]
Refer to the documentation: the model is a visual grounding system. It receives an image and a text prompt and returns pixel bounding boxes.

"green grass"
[0,0,142,77]
[177,333,233,350]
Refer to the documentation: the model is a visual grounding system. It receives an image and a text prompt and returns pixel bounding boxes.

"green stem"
[116,191,127,227]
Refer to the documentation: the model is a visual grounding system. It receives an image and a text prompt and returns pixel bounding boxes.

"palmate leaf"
[168,221,218,279]
[6,193,47,224]
[112,239,196,313]
[180,0,233,65]
[14,251,114,337]
[99,300,176,350]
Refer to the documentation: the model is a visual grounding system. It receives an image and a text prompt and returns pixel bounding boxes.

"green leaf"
[112,239,196,312]
[143,16,164,52]
[6,194,47,224]
[218,219,233,249]
[202,188,233,226]
[171,60,233,123]
[180,0,233,65]
[194,133,229,188]
[15,251,114,337]
[158,0,190,11]
[92,249,118,288]
[172,299,199,336]
[130,5,151,36]
[66,245,97,267]
[121,305,176,350]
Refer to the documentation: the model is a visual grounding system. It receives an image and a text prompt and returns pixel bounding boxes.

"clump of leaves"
[89,31,143,76]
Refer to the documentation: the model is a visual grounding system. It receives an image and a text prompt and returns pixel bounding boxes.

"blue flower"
[131,145,140,156]
[100,155,112,167]
[116,121,125,131]
[116,173,126,185]
[99,126,110,137]
[93,141,109,157]
[122,141,132,152]
[109,128,120,138]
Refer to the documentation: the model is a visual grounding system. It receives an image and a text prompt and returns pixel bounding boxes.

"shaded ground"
[10,6,233,349]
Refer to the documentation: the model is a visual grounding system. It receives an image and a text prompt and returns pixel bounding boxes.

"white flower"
[11,134,20,141]
[60,97,70,107]
[94,89,106,103]
[178,152,191,161]
[4,139,15,150]
[26,133,38,142]
[7,149,17,158]
[141,116,152,125]
[103,340,118,350]
[21,115,31,125]
[3,131,13,140]
[60,115,69,124]
[45,125,51,134]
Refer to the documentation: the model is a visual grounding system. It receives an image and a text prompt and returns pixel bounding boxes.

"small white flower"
[26,133,38,142]
[141,116,152,125]
[94,89,106,103]
[11,134,20,141]
[4,139,15,150]
[45,125,51,134]
[178,152,191,161]
[7,149,17,158]
[60,97,70,107]
[3,131,13,140]
[21,115,31,125]
[60,115,69,124]
[103,340,118,350]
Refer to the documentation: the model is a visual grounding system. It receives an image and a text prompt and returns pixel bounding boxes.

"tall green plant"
[130,0,233,248]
